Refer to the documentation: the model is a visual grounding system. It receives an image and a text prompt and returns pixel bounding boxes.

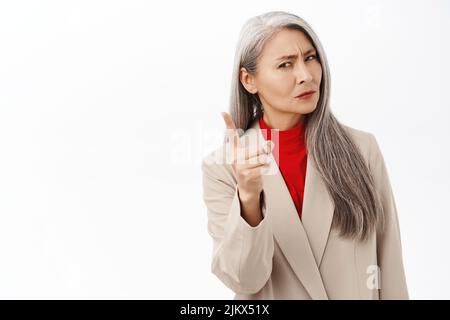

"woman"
[201,11,408,300]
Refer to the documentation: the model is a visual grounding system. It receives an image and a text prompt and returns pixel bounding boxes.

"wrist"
[237,188,260,204]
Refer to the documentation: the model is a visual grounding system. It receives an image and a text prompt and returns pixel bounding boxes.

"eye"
[278,62,291,69]
[278,55,318,69]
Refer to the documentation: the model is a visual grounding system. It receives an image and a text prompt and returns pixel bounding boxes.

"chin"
[293,103,318,114]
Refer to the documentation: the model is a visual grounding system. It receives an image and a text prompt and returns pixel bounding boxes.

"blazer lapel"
[301,152,335,269]
[245,118,334,300]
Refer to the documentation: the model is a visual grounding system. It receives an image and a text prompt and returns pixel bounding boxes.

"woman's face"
[241,28,322,120]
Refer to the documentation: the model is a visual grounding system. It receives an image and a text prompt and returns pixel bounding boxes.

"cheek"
[314,65,323,85]
[260,70,293,96]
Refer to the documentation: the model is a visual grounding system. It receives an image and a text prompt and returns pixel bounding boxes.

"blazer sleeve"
[368,133,409,300]
[201,156,274,295]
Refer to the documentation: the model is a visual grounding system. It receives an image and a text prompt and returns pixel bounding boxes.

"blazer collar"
[246,118,335,299]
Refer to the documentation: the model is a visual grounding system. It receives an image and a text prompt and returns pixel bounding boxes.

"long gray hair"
[226,11,385,241]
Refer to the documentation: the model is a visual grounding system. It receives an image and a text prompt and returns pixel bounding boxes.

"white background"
[0,0,449,299]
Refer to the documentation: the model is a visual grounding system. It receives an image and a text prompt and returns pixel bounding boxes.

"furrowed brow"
[274,48,316,62]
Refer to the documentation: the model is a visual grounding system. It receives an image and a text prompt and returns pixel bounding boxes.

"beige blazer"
[201,118,409,300]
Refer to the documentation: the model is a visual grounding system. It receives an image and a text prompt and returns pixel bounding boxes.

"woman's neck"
[262,110,304,130]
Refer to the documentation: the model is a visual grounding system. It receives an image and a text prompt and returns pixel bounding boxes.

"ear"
[239,67,258,94]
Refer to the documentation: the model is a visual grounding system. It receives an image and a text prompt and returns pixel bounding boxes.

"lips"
[296,90,316,98]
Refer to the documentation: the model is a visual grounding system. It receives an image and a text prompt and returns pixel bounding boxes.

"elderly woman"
[201,11,408,300]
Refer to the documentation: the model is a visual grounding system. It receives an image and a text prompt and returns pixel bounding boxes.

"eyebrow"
[274,48,317,62]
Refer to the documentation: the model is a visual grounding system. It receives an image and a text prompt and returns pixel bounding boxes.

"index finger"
[221,112,241,149]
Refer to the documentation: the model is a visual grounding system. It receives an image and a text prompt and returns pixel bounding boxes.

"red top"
[259,115,307,220]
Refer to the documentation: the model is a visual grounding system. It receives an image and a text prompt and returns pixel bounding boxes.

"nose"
[294,60,313,84]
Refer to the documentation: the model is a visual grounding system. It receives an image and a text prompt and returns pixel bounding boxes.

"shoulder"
[341,123,382,171]
[342,123,373,146]
[201,142,236,185]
